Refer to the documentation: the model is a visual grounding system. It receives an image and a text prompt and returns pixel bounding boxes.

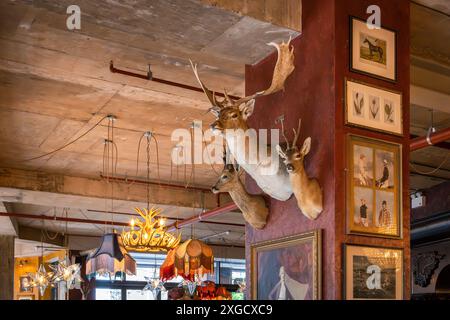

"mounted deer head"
[276,119,323,220]
[212,158,268,230]
[190,38,294,133]
[191,38,295,201]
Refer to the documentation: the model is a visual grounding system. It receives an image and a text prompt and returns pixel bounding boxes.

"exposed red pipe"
[410,127,450,151]
[0,212,128,227]
[109,61,241,100]
[99,174,212,193]
[166,202,239,232]
[0,203,240,231]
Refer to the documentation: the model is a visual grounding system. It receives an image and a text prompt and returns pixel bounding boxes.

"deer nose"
[286,164,294,173]
[211,187,219,194]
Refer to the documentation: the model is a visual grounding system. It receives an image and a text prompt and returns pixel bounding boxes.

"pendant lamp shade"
[160,248,177,281]
[174,239,214,281]
[86,232,136,278]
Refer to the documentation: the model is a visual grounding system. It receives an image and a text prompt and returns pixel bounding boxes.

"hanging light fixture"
[121,207,181,252]
[50,261,82,289]
[86,231,136,279]
[28,263,54,296]
[86,115,136,279]
[174,239,214,281]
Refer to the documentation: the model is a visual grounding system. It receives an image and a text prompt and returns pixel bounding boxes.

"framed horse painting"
[350,17,397,82]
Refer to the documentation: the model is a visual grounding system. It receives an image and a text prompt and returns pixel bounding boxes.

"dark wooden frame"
[349,16,398,83]
[342,243,404,300]
[346,134,403,239]
[344,78,404,136]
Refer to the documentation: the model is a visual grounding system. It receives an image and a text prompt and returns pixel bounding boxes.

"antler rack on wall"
[109,60,241,100]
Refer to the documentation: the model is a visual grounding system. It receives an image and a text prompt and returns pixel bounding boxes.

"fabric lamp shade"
[86,233,136,278]
[174,239,214,281]
[160,248,177,281]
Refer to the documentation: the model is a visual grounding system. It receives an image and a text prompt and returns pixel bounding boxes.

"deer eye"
[230,113,238,119]
[295,154,302,159]
[222,175,228,180]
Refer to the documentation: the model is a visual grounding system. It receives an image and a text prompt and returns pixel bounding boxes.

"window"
[95,288,122,300]
[92,253,245,300]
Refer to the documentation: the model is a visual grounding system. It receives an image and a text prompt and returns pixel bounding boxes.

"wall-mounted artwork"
[345,79,403,135]
[350,17,397,82]
[347,135,402,238]
[344,244,403,300]
[251,230,321,300]
[19,275,32,292]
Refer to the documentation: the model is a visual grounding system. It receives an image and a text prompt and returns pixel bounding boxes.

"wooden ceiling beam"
[0,167,227,210]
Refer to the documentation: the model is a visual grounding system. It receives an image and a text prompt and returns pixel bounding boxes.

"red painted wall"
[245,0,337,300]
[245,0,410,300]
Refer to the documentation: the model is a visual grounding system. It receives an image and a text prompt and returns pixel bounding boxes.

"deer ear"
[301,137,312,156]
[240,100,255,120]
[276,145,286,159]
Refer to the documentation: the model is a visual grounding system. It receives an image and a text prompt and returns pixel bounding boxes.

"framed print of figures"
[251,230,321,300]
[350,17,397,82]
[345,79,403,135]
[344,244,403,300]
[347,135,402,238]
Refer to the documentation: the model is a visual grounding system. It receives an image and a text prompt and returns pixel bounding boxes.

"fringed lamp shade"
[86,233,136,279]
[160,248,177,281]
[174,239,214,281]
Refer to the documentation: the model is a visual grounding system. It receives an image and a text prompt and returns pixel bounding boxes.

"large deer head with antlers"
[276,119,323,220]
[191,39,295,201]
[191,39,294,133]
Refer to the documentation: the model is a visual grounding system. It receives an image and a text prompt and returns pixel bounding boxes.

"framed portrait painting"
[347,135,402,238]
[251,230,321,300]
[19,275,32,292]
[350,17,397,82]
[345,79,403,135]
[344,244,403,300]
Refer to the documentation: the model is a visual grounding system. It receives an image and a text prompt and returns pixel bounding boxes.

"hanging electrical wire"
[21,115,109,162]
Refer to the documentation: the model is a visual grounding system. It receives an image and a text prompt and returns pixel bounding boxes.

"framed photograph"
[344,244,403,300]
[19,275,32,292]
[345,79,403,135]
[347,135,402,238]
[250,230,321,300]
[350,16,397,82]
[18,295,35,300]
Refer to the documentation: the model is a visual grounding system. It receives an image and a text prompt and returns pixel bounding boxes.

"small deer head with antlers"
[190,38,295,134]
[276,119,323,220]
[211,155,268,229]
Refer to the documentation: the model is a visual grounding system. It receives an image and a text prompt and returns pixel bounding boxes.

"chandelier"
[122,207,181,253]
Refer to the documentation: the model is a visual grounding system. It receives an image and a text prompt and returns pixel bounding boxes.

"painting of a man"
[257,243,312,300]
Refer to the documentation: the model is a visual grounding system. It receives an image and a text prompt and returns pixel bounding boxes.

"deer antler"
[235,37,295,106]
[190,38,295,112]
[189,59,224,109]
[292,118,302,148]
[280,118,290,149]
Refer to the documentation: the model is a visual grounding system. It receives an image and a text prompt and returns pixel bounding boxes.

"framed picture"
[345,79,403,135]
[347,135,402,238]
[250,230,321,300]
[19,275,32,292]
[18,295,35,300]
[344,244,403,300]
[350,16,397,82]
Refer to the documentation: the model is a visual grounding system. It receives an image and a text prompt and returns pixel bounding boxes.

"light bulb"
[158,218,166,227]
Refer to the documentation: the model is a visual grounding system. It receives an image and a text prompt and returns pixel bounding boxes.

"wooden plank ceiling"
[0,0,299,247]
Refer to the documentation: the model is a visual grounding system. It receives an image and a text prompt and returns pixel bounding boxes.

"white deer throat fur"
[226,134,293,201]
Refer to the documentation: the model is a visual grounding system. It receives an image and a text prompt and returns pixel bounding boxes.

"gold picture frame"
[350,16,397,82]
[343,244,404,300]
[250,230,321,300]
[346,135,402,238]
[345,78,403,136]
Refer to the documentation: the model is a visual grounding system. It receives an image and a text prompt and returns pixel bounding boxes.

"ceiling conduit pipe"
[410,127,450,151]
[109,61,241,100]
